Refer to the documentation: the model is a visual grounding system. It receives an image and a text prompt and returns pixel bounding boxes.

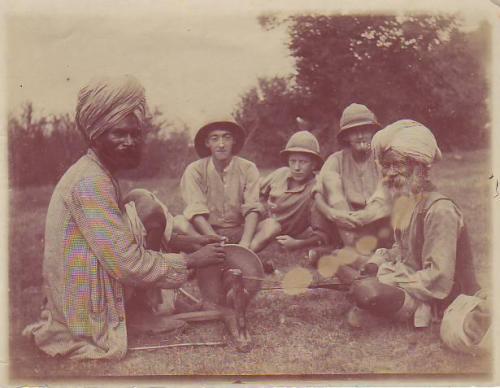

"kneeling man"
[23,75,224,360]
[180,121,264,247]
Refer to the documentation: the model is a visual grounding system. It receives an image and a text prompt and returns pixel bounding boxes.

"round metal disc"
[196,244,264,305]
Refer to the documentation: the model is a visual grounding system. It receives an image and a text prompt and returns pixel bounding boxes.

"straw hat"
[194,121,246,157]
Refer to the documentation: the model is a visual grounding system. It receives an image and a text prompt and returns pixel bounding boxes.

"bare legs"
[249,218,282,252]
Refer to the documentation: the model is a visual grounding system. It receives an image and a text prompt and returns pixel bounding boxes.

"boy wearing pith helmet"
[250,131,327,254]
[180,120,264,247]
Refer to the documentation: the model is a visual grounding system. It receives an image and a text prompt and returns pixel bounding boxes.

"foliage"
[8,103,195,187]
[235,76,303,166]
[235,14,490,163]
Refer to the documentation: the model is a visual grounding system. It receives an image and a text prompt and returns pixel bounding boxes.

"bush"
[8,103,195,187]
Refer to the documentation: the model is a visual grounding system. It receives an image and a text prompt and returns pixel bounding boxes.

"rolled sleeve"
[180,163,210,221]
[241,163,265,217]
[69,175,188,288]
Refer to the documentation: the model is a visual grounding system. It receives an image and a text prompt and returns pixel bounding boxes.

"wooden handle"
[167,310,223,322]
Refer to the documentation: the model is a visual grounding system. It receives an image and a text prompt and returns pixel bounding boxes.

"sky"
[4,0,492,133]
[6,10,294,131]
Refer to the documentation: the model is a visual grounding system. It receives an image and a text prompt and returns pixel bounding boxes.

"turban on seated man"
[338,120,480,328]
[22,75,225,360]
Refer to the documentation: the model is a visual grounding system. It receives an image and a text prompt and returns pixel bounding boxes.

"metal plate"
[196,244,264,305]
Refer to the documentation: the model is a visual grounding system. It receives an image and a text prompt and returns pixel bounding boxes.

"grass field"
[8,149,492,381]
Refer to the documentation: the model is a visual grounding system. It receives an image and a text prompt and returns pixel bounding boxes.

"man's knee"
[123,189,166,232]
[261,218,282,237]
[352,277,405,315]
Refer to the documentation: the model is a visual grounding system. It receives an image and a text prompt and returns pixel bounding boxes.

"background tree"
[235,13,490,165]
[8,104,195,187]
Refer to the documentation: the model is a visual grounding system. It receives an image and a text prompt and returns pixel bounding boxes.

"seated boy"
[179,120,264,247]
[250,131,327,256]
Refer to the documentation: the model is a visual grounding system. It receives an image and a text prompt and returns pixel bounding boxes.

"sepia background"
[2,0,498,382]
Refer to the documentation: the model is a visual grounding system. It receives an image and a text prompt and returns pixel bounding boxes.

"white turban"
[372,119,442,165]
[75,74,147,142]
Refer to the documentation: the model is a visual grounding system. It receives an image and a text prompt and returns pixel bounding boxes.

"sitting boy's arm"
[239,212,259,248]
[192,214,219,236]
[314,192,358,229]
[240,164,264,246]
[180,163,211,223]
[241,163,265,218]
[314,154,350,211]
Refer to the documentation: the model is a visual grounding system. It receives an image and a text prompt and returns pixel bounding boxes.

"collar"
[209,156,234,175]
[86,149,112,177]
[284,169,314,193]
[86,148,123,209]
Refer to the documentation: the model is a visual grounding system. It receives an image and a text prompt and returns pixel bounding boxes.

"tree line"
[8,103,195,187]
[234,14,490,166]
[8,14,490,186]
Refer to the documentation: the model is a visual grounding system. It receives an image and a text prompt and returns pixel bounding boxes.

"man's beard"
[115,148,142,169]
[385,173,426,199]
[385,175,411,198]
[101,147,142,171]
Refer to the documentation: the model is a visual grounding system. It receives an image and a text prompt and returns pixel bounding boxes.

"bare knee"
[250,218,282,251]
[123,189,166,232]
[261,218,282,236]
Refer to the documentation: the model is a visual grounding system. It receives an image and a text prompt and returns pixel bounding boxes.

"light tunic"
[369,191,479,326]
[180,156,263,228]
[23,150,188,360]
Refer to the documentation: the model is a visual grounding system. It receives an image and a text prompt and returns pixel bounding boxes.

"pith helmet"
[194,121,246,158]
[338,103,380,145]
[280,130,323,167]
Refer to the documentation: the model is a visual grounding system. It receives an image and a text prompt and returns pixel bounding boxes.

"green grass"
[8,149,492,380]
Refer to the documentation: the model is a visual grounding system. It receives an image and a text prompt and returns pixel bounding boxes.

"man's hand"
[275,235,301,251]
[196,234,225,246]
[185,243,226,269]
[169,234,225,253]
[329,209,359,229]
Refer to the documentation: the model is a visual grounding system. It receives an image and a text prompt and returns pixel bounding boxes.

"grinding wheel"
[197,244,264,305]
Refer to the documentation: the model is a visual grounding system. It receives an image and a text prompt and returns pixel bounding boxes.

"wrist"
[329,209,339,221]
